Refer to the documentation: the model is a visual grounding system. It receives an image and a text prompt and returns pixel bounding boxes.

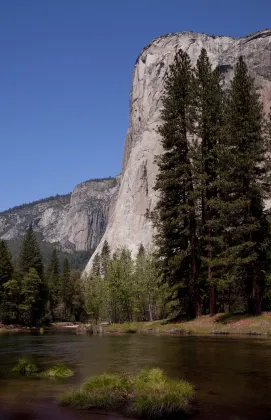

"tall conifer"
[153,49,199,317]
[193,49,224,314]
[0,240,13,291]
[18,226,43,278]
[101,240,110,277]
[215,57,269,314]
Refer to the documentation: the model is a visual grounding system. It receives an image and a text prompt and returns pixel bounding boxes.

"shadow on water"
[1,332,271,419]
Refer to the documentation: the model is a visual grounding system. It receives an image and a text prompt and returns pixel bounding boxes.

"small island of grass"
[60,368,194,418]
[12,359,73,380]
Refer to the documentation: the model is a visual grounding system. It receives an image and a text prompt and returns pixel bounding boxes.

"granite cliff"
[84,29,271,275]
[0,178,119,252]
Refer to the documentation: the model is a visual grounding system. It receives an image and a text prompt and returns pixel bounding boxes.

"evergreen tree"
[46,248,60,318]
[101,240,110,277]
[92,253,101,277]
[0,240,13,296]
[193,49,225,314]
[1,274,21,323]
[19,268,42,325]
[69,270,85,322]
[152,49,199,317]
[62,257,71,318]
[18,226,43,278]
[214,57,269,315]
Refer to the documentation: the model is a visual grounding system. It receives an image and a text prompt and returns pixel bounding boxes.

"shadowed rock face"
[0,178,119,252]
[84,29,271,275]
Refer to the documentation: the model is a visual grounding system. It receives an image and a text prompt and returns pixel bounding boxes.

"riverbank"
[103,312,271,336]
[1,313,271,336]
[0,323,39,333]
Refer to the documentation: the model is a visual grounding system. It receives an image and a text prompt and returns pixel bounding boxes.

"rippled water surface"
[0,332,271,419]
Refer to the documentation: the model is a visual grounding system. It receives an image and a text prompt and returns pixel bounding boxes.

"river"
[0,332,271,419]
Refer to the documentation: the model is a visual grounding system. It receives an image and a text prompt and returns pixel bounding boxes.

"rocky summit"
[0,178,119,252]
[84,29,271,275]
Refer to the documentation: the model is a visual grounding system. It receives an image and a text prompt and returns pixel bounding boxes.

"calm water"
[0,332,271,419]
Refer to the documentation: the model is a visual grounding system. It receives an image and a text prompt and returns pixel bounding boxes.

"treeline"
[84,241,169,323]
[152,48,271,317]
[0,193,71,214]
[0,226,85,325]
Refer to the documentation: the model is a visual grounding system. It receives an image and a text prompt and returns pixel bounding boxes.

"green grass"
[40,365,73,379]
[61,373,131,409]
[131,368,194,418]
[59,368,194,418]
[12,359,38,376]
[103,312,271,336]
[12,360,73,380]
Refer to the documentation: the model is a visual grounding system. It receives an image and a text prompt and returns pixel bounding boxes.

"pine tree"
[0,240,13,293]
[46,248,60,318]
[62,257,71,319]
[152,49,199,317]
[101,240,110,277]
[18,225,43,278]
[19,268,42,325]
[193,49,225,314]
[1,272,21,323]
[92,253,101,277]
[215,57,269,315]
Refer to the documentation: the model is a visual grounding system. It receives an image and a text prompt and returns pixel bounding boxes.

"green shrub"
[60,368,194,417]
[41,365,73,379]
[12,359,38,376]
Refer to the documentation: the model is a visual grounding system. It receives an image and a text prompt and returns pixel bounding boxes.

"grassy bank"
[104,312,271,336]
[60,368,194,418]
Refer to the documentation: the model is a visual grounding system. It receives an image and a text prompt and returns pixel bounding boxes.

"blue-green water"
[0,332,271,419]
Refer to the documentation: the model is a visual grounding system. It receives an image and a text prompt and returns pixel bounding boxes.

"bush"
[12,359,38,376]
[60,368,194,417]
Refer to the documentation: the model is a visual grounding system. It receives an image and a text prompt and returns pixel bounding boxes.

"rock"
[84,29,271,275]
[0,178,119,252]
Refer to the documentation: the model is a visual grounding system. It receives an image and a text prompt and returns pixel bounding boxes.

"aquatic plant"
[61,373,131,409]
[41,365,73,379]
[60,368,194,417]
[131,368,194,417]
[12,360,73,380]
[12,359,38,376]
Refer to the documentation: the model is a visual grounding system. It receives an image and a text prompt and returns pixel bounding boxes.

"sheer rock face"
[0,178,119,252]
[84,30,271,275]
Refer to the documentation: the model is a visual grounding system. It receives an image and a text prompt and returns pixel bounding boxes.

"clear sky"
[0,0,270,211]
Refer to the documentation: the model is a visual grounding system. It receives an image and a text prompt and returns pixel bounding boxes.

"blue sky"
[0,0,270,211]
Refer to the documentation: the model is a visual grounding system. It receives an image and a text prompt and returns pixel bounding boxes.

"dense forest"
[0,227,87,325]
[1,48,271,326]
